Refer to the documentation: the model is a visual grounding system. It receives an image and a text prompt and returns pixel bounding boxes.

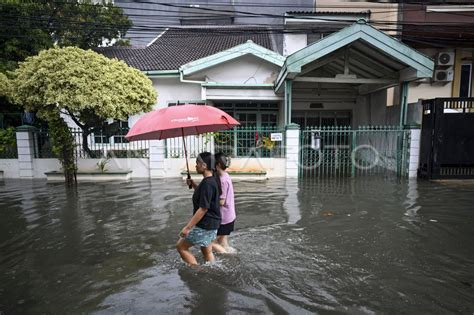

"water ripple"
[0,178,473,314]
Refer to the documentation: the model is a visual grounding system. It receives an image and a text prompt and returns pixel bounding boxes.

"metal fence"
[71,128,149,158]
[165,127,286,158]
[33,129,55,158]
[33,128,149,158]
[30,127,285,160]
[300,126,411,178]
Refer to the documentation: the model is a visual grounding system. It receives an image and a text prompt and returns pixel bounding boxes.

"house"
[4,8,438,179]
[91,21,433,178]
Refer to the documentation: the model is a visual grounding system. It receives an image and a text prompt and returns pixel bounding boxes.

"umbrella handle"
[187,172,193,189]
[182,129,193,189]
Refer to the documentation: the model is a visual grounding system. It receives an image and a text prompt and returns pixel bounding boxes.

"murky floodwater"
[1,177,473,314]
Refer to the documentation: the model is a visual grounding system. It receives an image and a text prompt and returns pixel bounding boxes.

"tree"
[0,0,132,72]
[0,72,9,97]
[9,46,157,183]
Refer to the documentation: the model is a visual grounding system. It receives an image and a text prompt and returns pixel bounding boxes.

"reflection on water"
[1,178,473,314]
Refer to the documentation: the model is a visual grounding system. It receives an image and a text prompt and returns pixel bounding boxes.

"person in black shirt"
[176,152,222,265]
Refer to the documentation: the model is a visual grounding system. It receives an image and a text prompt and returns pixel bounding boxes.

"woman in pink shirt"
[212,153,236,254]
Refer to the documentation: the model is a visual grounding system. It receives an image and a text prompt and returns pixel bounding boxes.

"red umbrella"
[125,104,240,181]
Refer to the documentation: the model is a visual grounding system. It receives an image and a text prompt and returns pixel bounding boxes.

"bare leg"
[176,238,198,266]
[201,245,215,262]
[211,241,228,254]
[216,235,229,248]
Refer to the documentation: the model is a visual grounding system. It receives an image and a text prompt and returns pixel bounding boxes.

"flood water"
[1,177,473,314]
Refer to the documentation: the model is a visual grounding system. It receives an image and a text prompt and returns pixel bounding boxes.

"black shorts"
[217,220,235,236]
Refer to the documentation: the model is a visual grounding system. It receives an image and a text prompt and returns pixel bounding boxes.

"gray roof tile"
[97,26,274,71]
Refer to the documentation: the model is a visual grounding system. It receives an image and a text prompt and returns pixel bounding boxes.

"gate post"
[15,125,36,178]
[149,139,165,178]
[285,123,300,178]
[408,129,421,178]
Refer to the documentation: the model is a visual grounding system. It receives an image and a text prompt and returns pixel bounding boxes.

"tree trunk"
[46,112,77,186]
[82,129,93,158]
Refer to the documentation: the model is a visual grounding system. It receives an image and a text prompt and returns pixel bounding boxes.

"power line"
[2,1,474,47]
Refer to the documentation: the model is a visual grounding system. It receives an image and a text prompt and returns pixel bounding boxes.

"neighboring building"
[114,0,314,52]
[284,0,400,56]
[401,3,474,103]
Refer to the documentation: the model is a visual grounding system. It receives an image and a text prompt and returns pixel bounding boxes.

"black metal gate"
[419,97,474,179]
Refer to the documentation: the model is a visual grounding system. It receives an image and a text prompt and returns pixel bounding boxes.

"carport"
[275,20,435,129]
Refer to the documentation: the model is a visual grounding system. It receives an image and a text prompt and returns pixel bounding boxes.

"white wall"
[31,158,150,179]
[33,159,60,178]
[128,77,202,128]
[0,159,19,178]
[283,34,308,56]
[398,48,453,104]
[407,81,452,104]
[205,87,281,101]
[153,77,201,107]
[164,157,286,178]
[188,54,280,85]
[5,156,287,179]
[75,158,150,178]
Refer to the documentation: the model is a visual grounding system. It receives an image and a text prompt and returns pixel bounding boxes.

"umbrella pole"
[182,128,192,189]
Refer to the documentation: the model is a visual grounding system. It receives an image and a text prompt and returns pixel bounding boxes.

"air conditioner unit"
[434,68,454,82]
[436,52,455,66]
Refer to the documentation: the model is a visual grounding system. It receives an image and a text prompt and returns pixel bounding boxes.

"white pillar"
[285,124,300,178]
[408,129,421,178]
[16,126,36,178]
[149,140,165,178]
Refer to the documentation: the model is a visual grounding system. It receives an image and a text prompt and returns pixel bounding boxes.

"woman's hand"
[186,179,196,189]
[179,226,191,238]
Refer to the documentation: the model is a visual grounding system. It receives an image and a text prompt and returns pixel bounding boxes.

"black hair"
[197,152,222,195]
[215,152,229,170]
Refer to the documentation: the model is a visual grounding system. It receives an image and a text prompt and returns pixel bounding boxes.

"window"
[113,121,129,144]
[236,113,257,127]
[214,102,279,128]
[167,101,208,106]
[459,63,472,97]
[94,133,110,144]
[261,113,278,128]
[93,120,129,144]
[292,110,352,129]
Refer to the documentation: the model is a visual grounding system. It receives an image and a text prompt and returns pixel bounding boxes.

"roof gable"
[180,40,284,76]
[276,21,434,90]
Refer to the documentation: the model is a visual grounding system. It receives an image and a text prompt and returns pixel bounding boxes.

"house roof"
[275,21,435,92]
[97,26,275,71]
[180,40,285,76]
